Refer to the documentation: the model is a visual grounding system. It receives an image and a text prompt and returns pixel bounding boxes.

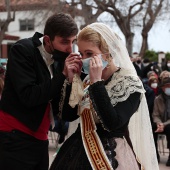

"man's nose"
[66,44,73,53]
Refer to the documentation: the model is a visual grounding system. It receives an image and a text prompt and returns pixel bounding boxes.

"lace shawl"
[105,68,144,106]
[105,68,158,170]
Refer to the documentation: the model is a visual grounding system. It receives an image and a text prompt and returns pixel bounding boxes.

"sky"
[107,21,170,54]
[148,21,170,53]
[131,20,170,53]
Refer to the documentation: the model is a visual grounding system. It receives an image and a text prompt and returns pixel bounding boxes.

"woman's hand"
[63,53,82,83]
[89,55,103,84]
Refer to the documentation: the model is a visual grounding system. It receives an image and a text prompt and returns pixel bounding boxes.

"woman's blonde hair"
[77,27,109,54]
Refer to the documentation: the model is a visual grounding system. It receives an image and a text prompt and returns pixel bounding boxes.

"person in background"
[130,56,143,78]
[162,59,170,71]
[141,58,153,80]
[167,60,170,71]
[151,62,161,76]
[135,56,143,68]
[148,75,159,96]
[152,77,170,166]
[0,65,5,100]
[161,58,167,71]
[159,70,170,82]
[0,13,81,170]
[0,64,6,80]
[50,23,159,170]
[0,78,4,100]
[147,70,158,80]
[49,115,69,144]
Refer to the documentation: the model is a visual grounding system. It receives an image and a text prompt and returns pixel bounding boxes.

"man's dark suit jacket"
[0,32,67,131]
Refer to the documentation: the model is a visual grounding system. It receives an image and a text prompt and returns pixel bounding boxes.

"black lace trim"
[101,137,118,169]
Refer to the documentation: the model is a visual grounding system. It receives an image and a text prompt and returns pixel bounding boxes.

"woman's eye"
[86,52,94,57]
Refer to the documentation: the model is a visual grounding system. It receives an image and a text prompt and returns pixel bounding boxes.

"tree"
[93,0,146,56]
[68,0,103,29]
[70,0,169,57]
[51,0,103,29]
[0,0,15,49]
[1,0,169,59]
[65,0,146,56]
[139,0,165,58]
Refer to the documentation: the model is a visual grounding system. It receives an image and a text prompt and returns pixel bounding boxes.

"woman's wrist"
[90,79,104,85]
[90,79,102,84]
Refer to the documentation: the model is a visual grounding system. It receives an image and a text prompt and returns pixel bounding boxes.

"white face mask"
[164,87,170,96]
[143,63,149,67]
[151,83,158,89]
[167,63,170,67]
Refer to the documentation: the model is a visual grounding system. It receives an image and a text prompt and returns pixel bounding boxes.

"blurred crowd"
[0,64,5,99]
[131,56,170,166]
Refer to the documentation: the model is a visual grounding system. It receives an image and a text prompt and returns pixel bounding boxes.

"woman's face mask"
[167,63,170,68]
[151,83,158,89]
[82,54,108,74]
[136,60,141,64]
[164,87,170,96]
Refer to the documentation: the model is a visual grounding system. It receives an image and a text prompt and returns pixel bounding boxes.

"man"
[0,13,81,170]
[153,77,170,166]
[141,58,154,80]
[130,56,143,78]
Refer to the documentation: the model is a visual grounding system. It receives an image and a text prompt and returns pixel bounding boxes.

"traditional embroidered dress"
[78,69,143,170]
[50,68,155,170]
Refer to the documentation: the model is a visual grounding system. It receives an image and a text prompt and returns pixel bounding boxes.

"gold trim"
[80,108,113,170]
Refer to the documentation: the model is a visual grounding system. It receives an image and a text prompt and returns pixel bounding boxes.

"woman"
[159,70,170,80]
[50,23,158,170]
[148,75,159,96]
[162,59,170,71]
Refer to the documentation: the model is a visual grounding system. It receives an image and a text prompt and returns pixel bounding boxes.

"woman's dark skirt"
[49,126,118,170]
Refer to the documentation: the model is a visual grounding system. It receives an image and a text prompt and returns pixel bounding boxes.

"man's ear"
[43,35,51,46]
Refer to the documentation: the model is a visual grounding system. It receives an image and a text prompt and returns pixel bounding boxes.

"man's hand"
[155,123,164,133]
[62,53,82,83]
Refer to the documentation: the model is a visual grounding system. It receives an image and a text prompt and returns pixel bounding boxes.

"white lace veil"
[88,23,159,170]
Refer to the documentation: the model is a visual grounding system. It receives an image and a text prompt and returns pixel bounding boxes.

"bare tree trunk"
[139,31,148,57]
[126,33,134,56]
[139,0,164,58]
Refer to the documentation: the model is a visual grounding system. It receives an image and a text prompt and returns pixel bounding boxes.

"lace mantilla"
[69,74,84,108]
[86,23,159,170]
[105,68,145,107]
